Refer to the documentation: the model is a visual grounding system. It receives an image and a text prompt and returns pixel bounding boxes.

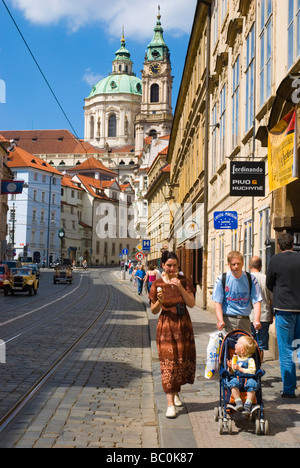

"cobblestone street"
[0,269,299,449]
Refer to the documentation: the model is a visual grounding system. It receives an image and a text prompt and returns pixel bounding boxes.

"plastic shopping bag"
[204,331,225,379]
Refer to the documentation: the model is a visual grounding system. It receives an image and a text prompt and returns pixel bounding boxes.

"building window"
[220,85,226,164]
[260,0,272,106]
[213,2,219,48]
[211,238,216,285]
[259,207,271,273]
[219,234,225,275]
[108,114,117,137]
[244,219,252,270]
[245,25,255,133]
[231,229,238,251]
[151,84,159,103]
[149,129,157,139]
[221,0,227,23]
[211,103,218,175]
[232,56,240,149]
[288,0,300,68]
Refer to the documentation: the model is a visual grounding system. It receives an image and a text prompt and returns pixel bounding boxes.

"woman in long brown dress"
[149,251,196,418]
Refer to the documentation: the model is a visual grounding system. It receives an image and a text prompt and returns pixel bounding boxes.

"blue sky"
[0,0,196,139]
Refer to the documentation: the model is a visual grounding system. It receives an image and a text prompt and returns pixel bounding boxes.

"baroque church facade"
[1,11,174,265]
[83,10,173,181]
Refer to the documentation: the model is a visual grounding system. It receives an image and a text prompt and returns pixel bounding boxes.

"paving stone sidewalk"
[125,272,300,449]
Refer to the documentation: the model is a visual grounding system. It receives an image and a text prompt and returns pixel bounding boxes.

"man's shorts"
[224,315,251,334]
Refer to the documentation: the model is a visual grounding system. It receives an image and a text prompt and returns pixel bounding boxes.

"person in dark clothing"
[266,233,300,398]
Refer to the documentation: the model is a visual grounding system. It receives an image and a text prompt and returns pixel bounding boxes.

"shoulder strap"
[246,271,252,294]
[221,272,227,291]
[222,271,252,294]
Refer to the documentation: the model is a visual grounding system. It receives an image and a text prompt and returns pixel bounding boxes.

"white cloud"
[10,0,196,40]
[82,68,103,86]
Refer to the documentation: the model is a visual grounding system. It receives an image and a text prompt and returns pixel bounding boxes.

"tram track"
[0,272,89,343]
[0,268,113,435]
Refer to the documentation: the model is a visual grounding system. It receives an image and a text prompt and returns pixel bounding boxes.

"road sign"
[122,248,129,255]
[135,252,145,261]
[142,239,151,252]
[214,211,238,230]
[136,243,143,251]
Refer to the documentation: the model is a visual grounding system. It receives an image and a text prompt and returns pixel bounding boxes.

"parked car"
[53,265,73,284]
[0,264,10,289]
[27,263,40,278]
[1,260,22,271]
[3,267,39,296]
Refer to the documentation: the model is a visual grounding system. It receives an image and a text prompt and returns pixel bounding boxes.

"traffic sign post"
[142,239,151,252]
[135,252,145,262]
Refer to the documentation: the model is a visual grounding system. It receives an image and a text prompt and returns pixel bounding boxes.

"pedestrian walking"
[149,251,196,419]
[249,256,273,360]
[212,251,262,334]
[266,233,300,398]
[144,263,159,293]
[135,265,146,295]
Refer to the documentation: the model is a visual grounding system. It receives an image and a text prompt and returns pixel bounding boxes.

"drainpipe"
[201,0,211,309]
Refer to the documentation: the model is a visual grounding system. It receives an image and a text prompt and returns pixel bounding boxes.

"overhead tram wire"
[1,0,88,156]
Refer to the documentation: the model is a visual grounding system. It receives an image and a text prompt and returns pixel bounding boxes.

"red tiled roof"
[0,135,9,143]
[75,174,111,200]
[68,157,118,175]
[7,146,62,176]
[0,130,104,155]
[61,175,84,190]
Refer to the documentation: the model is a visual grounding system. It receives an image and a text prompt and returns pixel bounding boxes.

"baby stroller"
[214,329,269,435]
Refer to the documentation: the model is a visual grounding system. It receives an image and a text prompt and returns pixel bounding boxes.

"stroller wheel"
[218,419,224,434]
[227,419,233,434]
[264,420,269,435]
[255,419,261,435]
[214,407,221,422]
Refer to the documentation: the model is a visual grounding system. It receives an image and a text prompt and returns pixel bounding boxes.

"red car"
[0,264,10,289]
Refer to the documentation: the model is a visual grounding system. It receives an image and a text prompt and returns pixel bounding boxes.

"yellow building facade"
[166,0,300,338]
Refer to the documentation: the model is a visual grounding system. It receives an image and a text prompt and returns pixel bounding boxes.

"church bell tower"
[135,7,173,152]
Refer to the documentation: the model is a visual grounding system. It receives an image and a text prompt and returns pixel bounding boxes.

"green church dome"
[86,32,142,99]
[88,74,142,98]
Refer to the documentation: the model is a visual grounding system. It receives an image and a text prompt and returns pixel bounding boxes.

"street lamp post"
[46,175,53,267]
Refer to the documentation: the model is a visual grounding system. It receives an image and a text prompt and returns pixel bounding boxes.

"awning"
[256,73,300,147]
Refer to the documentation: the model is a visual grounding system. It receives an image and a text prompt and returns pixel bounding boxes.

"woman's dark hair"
[161,251,179,264]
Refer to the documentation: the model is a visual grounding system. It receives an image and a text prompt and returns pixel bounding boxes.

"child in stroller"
[214,329,269,435]
[226,335,259,414]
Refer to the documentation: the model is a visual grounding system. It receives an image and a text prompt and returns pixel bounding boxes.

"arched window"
[149,129,157,139]
[151,84,159,103]
[108,114,117,137]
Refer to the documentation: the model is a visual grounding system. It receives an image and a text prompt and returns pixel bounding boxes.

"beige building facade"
[0,136,14,260]
[167,0,300,343]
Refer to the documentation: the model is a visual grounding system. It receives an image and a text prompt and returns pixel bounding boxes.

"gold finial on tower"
[157,5,161,20]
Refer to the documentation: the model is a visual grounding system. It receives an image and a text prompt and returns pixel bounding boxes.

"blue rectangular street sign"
[142,239,151,252]
[214,211,238,230]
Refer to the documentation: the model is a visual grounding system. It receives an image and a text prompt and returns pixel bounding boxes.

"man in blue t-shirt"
[212,251,262,333]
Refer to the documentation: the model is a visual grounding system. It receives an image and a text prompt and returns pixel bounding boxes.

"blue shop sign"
[214,211,238,230]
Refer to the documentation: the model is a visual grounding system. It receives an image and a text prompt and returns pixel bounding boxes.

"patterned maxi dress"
[149,277,196,394]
